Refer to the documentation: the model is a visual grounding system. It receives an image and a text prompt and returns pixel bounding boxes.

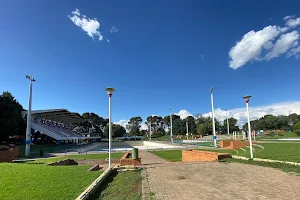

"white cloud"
[229,16,300,69]
[203,101,300,127]
[283,15,295,20]
[115,119,128,128]
[265,31,299,60]
[175,109,193,119]
[287,46,300,58]
[141,124,148,130]
[68,8,103,41]
[285,17,300,28]
[229,25,282,69]
[110,26,118,33]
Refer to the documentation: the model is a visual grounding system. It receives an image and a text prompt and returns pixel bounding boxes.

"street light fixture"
[169,107,173,143]
[226,109,230,138]
[243,95,253,159]
[210,87,217,147]
[25,75,36,157]
[105,87,115,168]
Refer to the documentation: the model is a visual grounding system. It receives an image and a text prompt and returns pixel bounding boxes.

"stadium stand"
[21,109,101,142]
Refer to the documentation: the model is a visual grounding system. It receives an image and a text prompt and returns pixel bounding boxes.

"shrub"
[293,122,300,131]
[294,130,300,136]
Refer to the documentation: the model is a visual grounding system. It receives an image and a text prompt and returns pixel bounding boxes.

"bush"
[293,122,300,131]
[294,130,300,136]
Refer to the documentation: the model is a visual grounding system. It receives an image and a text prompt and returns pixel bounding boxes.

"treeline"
[0,91,242,142]
[243,114,300,132]
[125,114,239,138]
[0,92,26,142]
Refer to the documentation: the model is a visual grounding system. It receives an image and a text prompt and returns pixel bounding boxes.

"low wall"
[0,146,19,162]
[182,150,231,162]
[120,152,141,166]
[76,167,113,200]
[220,140,254,150]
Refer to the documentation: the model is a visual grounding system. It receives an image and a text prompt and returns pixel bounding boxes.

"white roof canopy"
[22,109,85,124]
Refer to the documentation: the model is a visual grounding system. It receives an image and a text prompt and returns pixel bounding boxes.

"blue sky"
[1,0,300,126]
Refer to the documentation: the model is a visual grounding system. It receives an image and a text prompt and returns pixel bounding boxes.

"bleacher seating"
[32,119,82,138]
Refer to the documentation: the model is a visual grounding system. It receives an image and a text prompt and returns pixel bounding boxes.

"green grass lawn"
[152,142,300,163]
[257,131,299,140]
[26,153,124,164]
[237,143,300,162]
[151,150,182,162]
[90,170,142,200]
[222,158,300,175]
[0,163,103,200]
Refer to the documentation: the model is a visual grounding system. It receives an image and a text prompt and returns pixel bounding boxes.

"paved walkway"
[141,152,300,200]
[140,151,167,166]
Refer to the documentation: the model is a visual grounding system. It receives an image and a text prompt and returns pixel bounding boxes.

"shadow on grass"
[88,170,118,200]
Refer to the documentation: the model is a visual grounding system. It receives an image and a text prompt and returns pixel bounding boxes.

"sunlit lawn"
[26,152,124,164]
[258,131,299,140]
[237,143,300,162]
[0,163,103,200]
[90,170,142,200]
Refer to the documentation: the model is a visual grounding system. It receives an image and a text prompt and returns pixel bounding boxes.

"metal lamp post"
[25,75,35,157]
[210,88,217,147]
[226,109,230,138]
[149,123,152,141]
[105,87,115,168]
[169,108,173,143]
[186,121,189,140]
[243,95,253,159]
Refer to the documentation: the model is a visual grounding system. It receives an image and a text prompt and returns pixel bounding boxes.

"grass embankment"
[237,143,300,162]
[258,131,299,140]
[26,153,124,164]
[90,170,142,200]
[152,143,300,163]
[0,163,103,200]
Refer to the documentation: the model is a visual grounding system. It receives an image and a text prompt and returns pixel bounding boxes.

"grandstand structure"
[21,109,101,144]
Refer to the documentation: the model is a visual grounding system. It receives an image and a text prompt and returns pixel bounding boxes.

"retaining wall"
[182,150,231,162]
[119,152,141,166]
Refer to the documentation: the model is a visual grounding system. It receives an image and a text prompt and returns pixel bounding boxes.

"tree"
[293,122,300,132]
[195,116,221,135]
[223,117,239,134]
[126,116,142,136]
[103,124,126,138]
[146,116,164,132]
[0,91,26,142]
[185,116,196,134]
[172,118,185,135]
[80,112,108,134]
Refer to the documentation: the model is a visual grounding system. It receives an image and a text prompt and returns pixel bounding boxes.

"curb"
[75,167,114,200]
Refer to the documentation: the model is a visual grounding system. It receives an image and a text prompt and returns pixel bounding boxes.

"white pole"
[25,76,34,157]
[210,88,217,147]
[186,121,189,140]
[246,101,253,159]
[149,123,152,141]
[238,131,240,139]
[226,110,230,138]
[108,94,112,168]
[170,109,173,143]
